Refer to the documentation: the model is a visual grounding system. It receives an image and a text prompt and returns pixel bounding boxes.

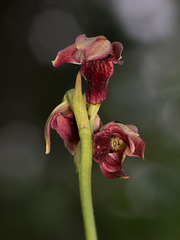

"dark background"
[1,0,180,239]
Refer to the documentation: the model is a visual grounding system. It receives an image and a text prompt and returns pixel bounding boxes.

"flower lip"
[81,55,115,104]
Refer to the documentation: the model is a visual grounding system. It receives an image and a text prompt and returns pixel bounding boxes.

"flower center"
[110,137,127,151]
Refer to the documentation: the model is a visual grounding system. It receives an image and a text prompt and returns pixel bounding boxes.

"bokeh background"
[1,0,180,239]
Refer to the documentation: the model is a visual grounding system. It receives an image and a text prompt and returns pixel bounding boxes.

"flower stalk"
[73,72,98,240]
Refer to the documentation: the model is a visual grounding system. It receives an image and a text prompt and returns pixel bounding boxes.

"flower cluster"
[45,34,145,179]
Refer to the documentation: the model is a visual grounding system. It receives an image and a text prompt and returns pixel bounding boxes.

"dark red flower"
[93,122,145,179]
[45,101,79,155]
[52,34,123,104]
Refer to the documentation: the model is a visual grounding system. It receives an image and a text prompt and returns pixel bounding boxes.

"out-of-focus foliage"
[1,0,180,239]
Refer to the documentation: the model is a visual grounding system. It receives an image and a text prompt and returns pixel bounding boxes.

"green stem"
[79,128,98,240]
[73,72,98,240]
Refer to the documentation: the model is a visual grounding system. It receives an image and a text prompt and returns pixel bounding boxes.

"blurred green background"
[1,0,180,239]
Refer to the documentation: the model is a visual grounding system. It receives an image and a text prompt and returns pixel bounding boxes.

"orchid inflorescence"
[45,34,146,240]
[45,34,145,179]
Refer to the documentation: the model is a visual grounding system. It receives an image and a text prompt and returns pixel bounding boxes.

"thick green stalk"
[73,72,98,240]
[79,128,97,240]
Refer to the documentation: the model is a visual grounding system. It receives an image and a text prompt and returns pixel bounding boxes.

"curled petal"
[112,42,123,63]
[127,136,136,154]
[45,101,71,154]
[103,122,130,143]
[100,164,129,179]
[115,123,139,137]
[52,44,78,67]
[51,113,79,143]
[51,112,79,155]
[126,135,145,159]
[101,153,122,173]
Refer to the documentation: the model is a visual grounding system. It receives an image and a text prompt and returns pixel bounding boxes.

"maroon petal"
[101,153,122,172]
[64,140,79,155]
[112,42,123,63]
[50,113,79,154]
[127,135,145,159]
[51,113,79,144]
[52,44,79,67]
[100,164,129,179]
[103,122,130,143]
[81,56,114,104]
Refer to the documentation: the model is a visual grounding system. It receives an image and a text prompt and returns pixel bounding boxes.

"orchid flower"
[52,34,123,104]
[93,122,145,179]
[45,91,101,155]
[45,99,79,155]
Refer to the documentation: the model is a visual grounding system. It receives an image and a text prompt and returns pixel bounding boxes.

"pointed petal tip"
[120,175,130,179]
[45,137,51,154]
[52,59,56,66]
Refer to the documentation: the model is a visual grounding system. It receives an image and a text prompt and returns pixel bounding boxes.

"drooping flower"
[45,100,79,155]
[93,122,145,179]
[45,97,102,155]
[52,34,123,104]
